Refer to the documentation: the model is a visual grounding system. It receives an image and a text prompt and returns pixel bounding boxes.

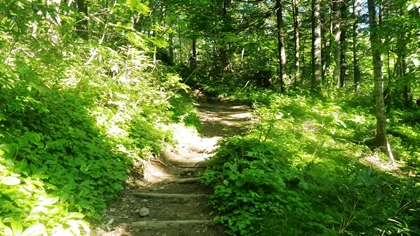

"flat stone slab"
[175,161,211,168]
[131,220,211,229]
[172,177,203,183]
[132,192,208,202]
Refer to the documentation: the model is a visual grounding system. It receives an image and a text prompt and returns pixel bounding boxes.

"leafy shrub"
[203,137,288,235]
[0,34,191,236]
[204,93,420,235]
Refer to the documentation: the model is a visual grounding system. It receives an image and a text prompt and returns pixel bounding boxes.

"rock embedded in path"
[139,207,150,217]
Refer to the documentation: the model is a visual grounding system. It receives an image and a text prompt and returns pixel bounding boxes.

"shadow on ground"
[91,97,253,236]
[195,98,253,138]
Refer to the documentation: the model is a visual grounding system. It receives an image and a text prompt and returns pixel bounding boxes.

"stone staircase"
[129,157,226,236]
[91,100,252,236]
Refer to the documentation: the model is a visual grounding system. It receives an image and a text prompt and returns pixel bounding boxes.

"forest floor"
[91,95,253,236]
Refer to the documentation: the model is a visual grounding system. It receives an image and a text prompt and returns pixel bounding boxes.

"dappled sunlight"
[139,100,253,186]
[362,154,398,171]
[169,123,221,156]
[1,0,419,233]
[93,100,250,236]
[196,101,253,137]
[141,160,177,184]
[208,94,420,235]
[199,110,253,128]
[140,124,221,185]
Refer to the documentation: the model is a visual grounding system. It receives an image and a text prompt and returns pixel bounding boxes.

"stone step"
[146,176,204,185]
[165,159,212,169]
[179,168,205,177]
[171,176,203,184]
[133,192,208,203]
[131,220,212,230]
[175,161,211,168]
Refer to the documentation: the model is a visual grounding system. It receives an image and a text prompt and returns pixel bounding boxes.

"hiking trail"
[92,97,253,236]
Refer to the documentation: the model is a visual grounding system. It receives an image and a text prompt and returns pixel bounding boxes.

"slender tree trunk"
[276,0,286,93]
[292,0,300,86]
[352,0,360,91]
[76,0,88,40]
[192,38,197,57]
[332,0,341,88]
[402,50,412,107]
[339,0,347,87]
[367,0,395,166]
[322,12,330,82]
[220,0,232,73]
[312,0,323,94]
[169,32,174,65]
[178,26,183,63]
[394,17,412,107]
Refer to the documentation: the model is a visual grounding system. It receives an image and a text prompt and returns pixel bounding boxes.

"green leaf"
[38,196,59,206]
[67,213,84,219]
[229,173,238,180]
[11,219,23,236]
[235,178,245,187]
[24,214,41,222]
[126,0,149,14]
[21,223,46,236]
[1,176,21,186]
[89,172,102,178]
[124,32,146,49]
[229,163,238,172]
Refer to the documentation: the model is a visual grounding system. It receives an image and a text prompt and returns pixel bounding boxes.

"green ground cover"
[204,91,420,235]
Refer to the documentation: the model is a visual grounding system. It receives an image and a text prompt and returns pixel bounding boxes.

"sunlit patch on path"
[141,100,252,185]
[92,99,253,236]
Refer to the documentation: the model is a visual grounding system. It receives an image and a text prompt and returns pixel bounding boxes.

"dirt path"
[91,98,252,236]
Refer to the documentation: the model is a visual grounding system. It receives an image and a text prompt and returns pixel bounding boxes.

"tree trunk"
[192,38,197,58]
[352,0,360,91]
[332,0,341,88]
[367,0,396,166]
[339,0,347,87]
[292,0,300,86]
[276,0,287,93]
[76,0,88,40]
[169,33,174,65]
[311,0,323,94]
[394,17,412,107]
[220,0,232,73]
[321,12,330,82]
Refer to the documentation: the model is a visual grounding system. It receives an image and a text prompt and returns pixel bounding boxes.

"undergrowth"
[0,40,194,234]
[203,92,420,235]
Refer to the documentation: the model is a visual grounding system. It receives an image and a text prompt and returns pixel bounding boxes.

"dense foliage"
[204,92,420,235]
[1,0,420,235]
[0,1,195,235]
[0,45,190,236]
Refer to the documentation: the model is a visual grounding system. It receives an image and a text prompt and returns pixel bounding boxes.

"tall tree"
[339,0,347,87]
[352,0,361,91]
[367,0,395,166]
[311,0,323,94]
[394,14,412,107]
[292,0,301,86]
[220,0,233,73]
[276,0,286,92]
[332,0,341,88]
[76,0,88,40]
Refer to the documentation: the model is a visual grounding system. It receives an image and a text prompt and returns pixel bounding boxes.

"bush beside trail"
[0,41,194,235]
[204,93,420,236]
